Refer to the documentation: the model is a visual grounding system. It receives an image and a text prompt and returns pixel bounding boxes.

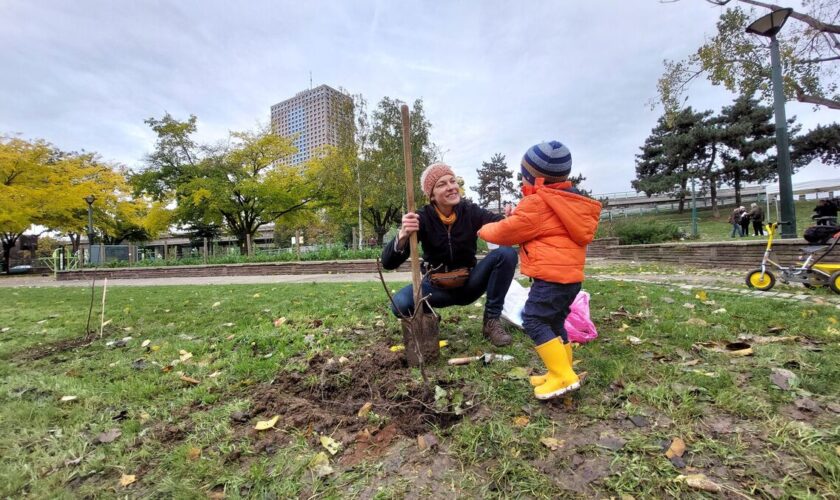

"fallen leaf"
[677,473,722,493]
[151,345,161,352]
[794,398,821,412]
[222,322,234,327]
[252,293,261,298]
[695,290,708,301]
[119,474,136,487]
[357,402,373,418]
[179,375,200,385]
[682,303,695,310]
[309,451,333,478]
[254,415,279,430]
[187,447,201,461]
[211,301,221,308]
[711,308,727,314]
[506,367,530,380]
[596,434,627,451]
[161,364,173,373]
[64,456,83,467]
[770,368,797,391]
[618,323,631,332]
[626,335,643,345]
[661,297,675,304]
[208,371,221,378]
[179,350,193,362]
[540,437,564,450]
[139,411,151,423]
[141,339,151,348]
[513,416,530,427]
[417,433,439,451]
[94,428,122,444]
[739,334,800,345]
[273,317,286,327]
[628,415,649,428]
[60,395,78,402]
[679,359,701,367]
[389,345,405,352]
[665,437,686,458]
[685,318,708,327]
[320,435,341,455]
[438,340,448,348]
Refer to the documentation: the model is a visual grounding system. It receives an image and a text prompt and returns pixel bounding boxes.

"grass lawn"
[598,199,821,242]
[1,280,839,498]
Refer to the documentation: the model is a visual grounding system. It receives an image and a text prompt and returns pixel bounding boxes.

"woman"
[380,163,518,346]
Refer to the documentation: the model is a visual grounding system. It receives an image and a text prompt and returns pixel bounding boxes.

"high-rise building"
[270,84,352,165]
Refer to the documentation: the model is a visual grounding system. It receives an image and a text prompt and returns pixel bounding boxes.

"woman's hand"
[397,212,420,250]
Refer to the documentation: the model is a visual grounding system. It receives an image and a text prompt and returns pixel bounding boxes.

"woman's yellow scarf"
[434,205,457,225]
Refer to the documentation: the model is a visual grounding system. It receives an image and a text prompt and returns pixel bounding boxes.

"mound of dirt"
[245,342,469,460]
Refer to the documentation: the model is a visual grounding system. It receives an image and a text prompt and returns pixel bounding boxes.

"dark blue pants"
[390,246,518,319]
[521,279,581,346]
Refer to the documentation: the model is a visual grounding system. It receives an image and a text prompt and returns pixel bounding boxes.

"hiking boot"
[483,317,512,347]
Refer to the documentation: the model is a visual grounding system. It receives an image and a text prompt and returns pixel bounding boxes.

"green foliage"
[106,245,382,268]
[471,153,516,211]
[793,123,840,167]
[658,2,840,114]
[612,219,684,245]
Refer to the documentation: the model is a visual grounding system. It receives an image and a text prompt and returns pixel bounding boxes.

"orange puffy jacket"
[478,180,602,283]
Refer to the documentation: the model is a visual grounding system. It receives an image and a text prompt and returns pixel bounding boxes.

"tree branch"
[731,0,840,35]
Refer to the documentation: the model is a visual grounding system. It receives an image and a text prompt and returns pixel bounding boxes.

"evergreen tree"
[792,123,840,168]
[717,95,782,206]
[471,153,515,212]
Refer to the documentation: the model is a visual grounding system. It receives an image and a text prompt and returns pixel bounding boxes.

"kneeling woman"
[380,163,518,346]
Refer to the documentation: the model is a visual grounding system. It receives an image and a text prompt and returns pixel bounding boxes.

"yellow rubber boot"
[533,339,580,400]
[529,343,574,387]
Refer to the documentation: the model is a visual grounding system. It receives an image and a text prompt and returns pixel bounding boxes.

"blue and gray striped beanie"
[521,140,572,185]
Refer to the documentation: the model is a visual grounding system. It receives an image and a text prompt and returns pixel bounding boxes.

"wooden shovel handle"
[400,104,422,304]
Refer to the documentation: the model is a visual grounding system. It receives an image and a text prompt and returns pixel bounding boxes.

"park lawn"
[1,280,839,498]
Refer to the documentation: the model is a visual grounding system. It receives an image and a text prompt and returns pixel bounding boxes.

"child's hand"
[504,203,516,217]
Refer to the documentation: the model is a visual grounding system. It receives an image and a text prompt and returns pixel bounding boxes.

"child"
[479,141,601,400]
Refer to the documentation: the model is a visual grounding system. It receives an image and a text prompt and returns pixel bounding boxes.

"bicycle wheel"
[745,269,775,291]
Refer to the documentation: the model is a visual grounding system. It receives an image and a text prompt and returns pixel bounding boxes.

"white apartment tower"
[270,84,352,165]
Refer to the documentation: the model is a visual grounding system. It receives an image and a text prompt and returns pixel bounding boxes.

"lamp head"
[84,195,96,205]
[746,8,792,38]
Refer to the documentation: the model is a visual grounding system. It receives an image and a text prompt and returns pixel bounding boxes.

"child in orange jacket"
[479,141,601,400]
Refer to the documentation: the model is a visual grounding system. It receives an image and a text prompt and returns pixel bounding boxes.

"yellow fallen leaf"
[273,317,286,327]
[618,323,631,332]
[829,317,838,324]
[695,290,708,302]
[139,411,151,423]
[357,402,373,418]
[665,437,686,458]
[540,437,564,450]
[513,416,529,427]
[320,435,341,455]
[187,447,201,461]
[254,415,279,430]
[253,293,261,298]
[389,345,405,352]
[119,474,136,487]
[141,339,151,348]
[439,340,448,348]
[309,451,333,477]
[677,473,722,493]
[211,301,221,308]
[179,350,193,362]
[151,345,161,352]
[179,375,200,385]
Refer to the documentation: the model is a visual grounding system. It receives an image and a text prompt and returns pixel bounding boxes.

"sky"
[1,0,837,199]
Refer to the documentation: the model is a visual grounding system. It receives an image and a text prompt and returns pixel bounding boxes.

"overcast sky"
[2,0,837,198]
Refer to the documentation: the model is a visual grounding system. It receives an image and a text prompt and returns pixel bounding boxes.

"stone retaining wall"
[588,238,831,268]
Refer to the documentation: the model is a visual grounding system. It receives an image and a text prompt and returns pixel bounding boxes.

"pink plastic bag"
[501,282,598,343]
[565,291,598,344]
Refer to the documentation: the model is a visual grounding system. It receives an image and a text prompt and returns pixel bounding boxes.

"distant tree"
[658,1,840,116]
[717,94,789,206]
[471,153,516,212]
[633,107,714,213]
[792,123,840,167]
[568,173,593,198]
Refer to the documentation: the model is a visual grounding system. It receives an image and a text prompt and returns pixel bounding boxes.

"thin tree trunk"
[710,179,719,218]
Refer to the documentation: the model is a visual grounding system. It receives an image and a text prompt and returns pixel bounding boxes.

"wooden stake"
[400,105,422,307]
[99,278,108,339]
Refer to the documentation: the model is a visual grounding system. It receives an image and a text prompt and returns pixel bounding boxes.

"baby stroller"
[746,222,840,293]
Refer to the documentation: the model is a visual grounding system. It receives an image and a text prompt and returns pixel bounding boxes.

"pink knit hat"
[420,163,455,197]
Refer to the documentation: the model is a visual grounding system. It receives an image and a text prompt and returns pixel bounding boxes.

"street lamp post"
[84,195,96,265]
[746,8,796,238]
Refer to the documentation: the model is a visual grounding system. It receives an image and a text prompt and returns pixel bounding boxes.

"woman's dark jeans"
[390,246,517,319]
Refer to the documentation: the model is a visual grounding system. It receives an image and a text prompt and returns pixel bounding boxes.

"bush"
[612,219,684,245]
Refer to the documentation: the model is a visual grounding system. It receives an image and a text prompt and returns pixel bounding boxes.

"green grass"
[103,245,383,268]
[599,199,821,242]
[1,280,838,498]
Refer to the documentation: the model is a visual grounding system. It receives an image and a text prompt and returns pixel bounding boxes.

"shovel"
[448,353,515,366]
[399,103,440,367]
